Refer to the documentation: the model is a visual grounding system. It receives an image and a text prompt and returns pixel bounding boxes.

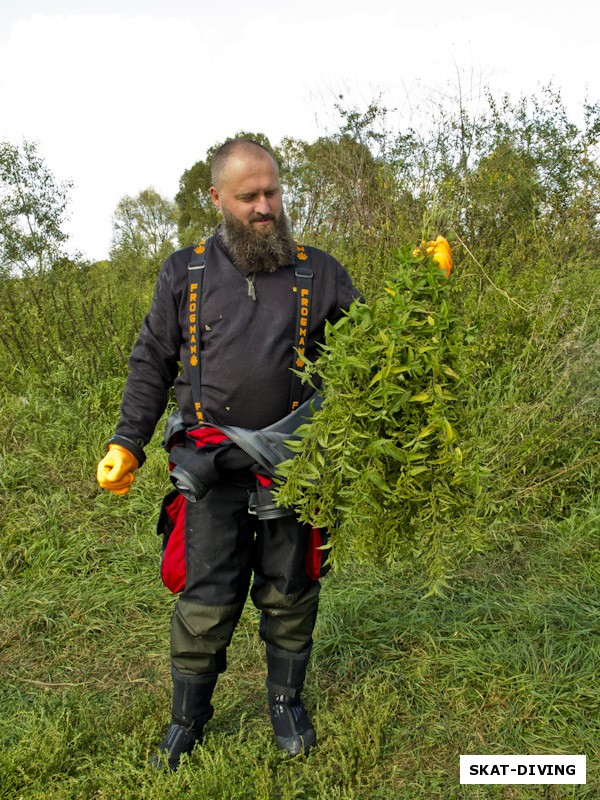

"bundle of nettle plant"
[275,242,479,594]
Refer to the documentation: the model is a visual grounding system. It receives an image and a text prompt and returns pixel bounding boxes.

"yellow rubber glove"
[413,235,453,277]
[427,235,452,276]
[97,444,139,495]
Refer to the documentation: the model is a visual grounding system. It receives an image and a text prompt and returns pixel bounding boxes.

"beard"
[217,207,297,274]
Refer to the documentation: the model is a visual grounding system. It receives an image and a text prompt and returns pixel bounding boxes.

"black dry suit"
[110,233,360,676]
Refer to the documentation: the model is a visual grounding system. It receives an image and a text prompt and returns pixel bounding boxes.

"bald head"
[211,139,278,190]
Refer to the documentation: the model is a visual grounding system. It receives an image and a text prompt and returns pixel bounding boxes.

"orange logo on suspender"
[190,241,206,423]
[293,243,310,377]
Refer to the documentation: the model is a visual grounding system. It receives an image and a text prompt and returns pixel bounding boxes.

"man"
[97,138,361,769]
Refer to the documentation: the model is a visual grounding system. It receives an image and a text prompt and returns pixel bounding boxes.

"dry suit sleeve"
[333,260,363,322]
[113,256,183,449]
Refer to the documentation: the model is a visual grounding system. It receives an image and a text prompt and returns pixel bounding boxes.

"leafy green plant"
[275,245,477,593]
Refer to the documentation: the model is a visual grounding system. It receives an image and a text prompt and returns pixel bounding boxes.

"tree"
[278,102,423,297]
[0,140,71,277]
[111,187,178,263]
[175,158,218,247]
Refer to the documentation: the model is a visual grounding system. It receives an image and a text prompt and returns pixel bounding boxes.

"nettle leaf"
[275,246,476,591]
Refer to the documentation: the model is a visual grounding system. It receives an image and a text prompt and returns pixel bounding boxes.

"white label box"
[460,755,586,784]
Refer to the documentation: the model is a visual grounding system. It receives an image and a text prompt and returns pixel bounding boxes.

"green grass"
[0,278,598,799]
[1,423,598,800]
[2,88,599,799]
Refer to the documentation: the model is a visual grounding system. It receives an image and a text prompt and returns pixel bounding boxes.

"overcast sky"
[1,0,596,262]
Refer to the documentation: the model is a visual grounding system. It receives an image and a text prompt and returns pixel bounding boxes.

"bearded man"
[96,138,360,769]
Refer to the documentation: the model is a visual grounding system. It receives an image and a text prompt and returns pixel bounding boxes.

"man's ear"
[209,186,221,210]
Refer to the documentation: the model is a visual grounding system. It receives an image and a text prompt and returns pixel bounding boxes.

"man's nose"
[254,194,271,215]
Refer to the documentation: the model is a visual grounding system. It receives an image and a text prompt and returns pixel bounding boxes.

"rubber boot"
[266,643,316,757]
[152,667,218,770]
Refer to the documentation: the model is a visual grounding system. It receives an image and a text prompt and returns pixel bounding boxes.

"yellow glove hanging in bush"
[97,444,139,495]
[413,235,453,277]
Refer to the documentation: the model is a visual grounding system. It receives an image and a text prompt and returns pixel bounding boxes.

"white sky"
[1,0,597,262]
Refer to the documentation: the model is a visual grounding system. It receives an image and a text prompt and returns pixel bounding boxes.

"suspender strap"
[188,241,207,424]
[290,246,313,411]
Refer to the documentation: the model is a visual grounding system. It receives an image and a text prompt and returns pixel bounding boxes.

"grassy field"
[0,382,598,799]
[2,89,599,799]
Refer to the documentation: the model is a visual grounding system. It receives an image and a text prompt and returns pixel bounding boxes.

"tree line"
[2,88,598,380]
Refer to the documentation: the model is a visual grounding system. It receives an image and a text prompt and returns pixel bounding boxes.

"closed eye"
[236,188,279,202]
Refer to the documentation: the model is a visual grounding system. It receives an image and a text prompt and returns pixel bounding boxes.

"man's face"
[210,153,283,234]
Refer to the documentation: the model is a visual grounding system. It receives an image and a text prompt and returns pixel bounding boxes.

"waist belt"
[163,391,322,477]
[213,391,323,475]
